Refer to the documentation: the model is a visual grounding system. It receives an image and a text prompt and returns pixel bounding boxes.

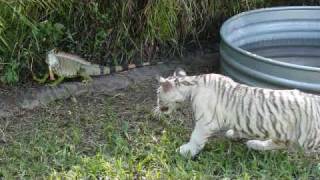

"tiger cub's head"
[154,68,188,115]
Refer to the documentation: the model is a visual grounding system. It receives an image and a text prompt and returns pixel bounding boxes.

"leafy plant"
[0,0,316,84]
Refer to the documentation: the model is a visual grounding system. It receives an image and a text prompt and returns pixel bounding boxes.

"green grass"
[1,95,319,179]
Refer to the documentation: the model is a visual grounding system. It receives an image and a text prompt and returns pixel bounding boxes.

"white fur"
[156,69,320,157]
[246,139,286,151]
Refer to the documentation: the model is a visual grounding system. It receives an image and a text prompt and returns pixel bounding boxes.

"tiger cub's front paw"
[179,143,199,157]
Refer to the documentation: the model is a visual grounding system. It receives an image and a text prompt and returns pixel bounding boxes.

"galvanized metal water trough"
[220,6,320,93]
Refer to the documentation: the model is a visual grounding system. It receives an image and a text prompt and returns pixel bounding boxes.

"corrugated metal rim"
[220,6,320,72]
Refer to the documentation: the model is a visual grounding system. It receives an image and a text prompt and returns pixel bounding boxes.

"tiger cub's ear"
[173,68,187,77]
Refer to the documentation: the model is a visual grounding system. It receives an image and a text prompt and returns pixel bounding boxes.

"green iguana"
[35,49,161,86]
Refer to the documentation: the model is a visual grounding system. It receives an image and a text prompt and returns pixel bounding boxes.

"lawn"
[0,80,319,179]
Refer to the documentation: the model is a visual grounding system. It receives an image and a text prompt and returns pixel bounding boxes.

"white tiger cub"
[154,68,320,157]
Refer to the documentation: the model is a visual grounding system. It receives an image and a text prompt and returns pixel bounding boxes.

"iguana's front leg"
[32,73,49,84]
[49,76,65,86]
[49,67,55,81]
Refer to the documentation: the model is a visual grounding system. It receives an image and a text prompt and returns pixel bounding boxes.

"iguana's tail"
[82,64,126,76]
[84,62,162,76]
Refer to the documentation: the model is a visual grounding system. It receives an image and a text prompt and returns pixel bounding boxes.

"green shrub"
[0,0,314,84]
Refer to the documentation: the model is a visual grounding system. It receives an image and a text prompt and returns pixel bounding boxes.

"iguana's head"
[45,49,59,80]
[45,49,59,67]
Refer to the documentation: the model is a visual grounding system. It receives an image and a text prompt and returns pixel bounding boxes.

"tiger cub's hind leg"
[246,139,287,151]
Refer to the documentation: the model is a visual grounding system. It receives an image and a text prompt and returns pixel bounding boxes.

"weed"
[1,0,299,84]
[1,60,19,84]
